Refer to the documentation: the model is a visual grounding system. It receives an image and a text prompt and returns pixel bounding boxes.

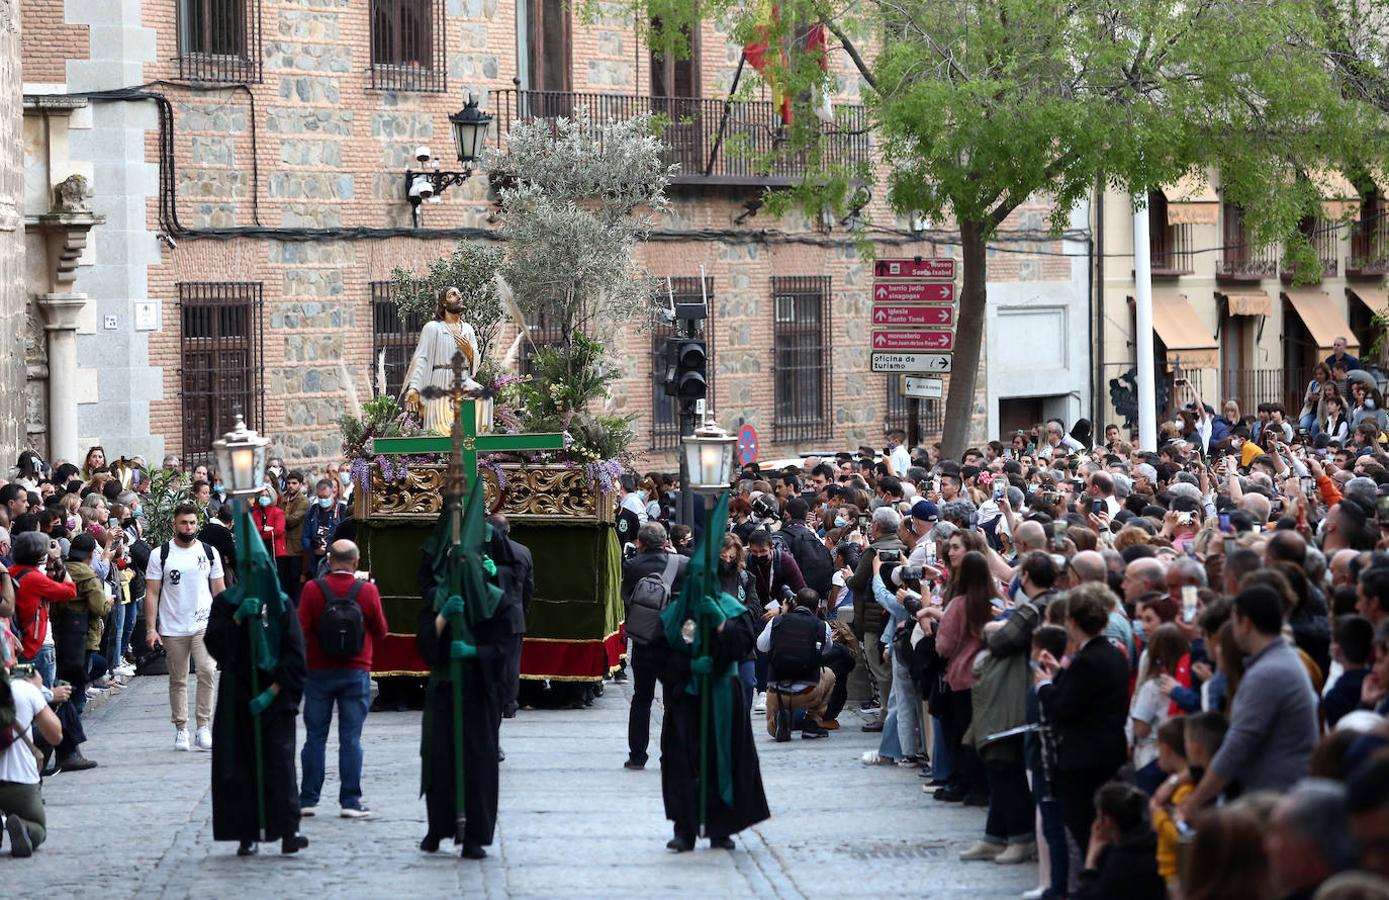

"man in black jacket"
[620,522,688,769]
[487,514,534,720]
[773,498,834,597]
[1033,582,1130,857]
[844,507,906,731]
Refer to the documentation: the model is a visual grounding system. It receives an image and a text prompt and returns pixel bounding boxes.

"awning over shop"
[1346,285,1389,317]
[1282,289,1359,355]
[1135,291,1219,369]
[1161,172,1220,225]
[1215,289,1271,317]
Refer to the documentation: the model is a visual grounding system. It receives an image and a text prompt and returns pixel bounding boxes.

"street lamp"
[211,414,270,499]
[449,93,492,165]
[404,93,493,226]
[682,412,738,497]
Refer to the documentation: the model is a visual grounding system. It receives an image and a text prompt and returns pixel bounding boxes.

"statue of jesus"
[404,286,480,435]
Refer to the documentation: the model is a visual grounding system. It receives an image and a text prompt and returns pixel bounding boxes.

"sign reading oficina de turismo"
[871,257,958,375]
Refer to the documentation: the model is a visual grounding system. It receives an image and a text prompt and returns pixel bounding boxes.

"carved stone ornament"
[53,174,91,213]
[360,462,615,524]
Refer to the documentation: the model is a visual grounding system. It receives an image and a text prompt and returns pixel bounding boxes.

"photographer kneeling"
[0,663,66,856]
[756,588,836,742]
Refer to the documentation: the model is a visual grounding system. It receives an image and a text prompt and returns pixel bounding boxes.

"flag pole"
[236,500,268,843]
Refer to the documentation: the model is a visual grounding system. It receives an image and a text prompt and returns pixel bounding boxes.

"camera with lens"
[778,584,797,604]
[901,592,924,617]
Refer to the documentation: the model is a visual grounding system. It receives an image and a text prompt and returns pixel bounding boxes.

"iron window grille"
[649,276,715,451]
[370,282,426,399]
[518,313,566,378]
[179,282,264,469]
[772,276,833,443]
[369,0,447,92]
[176,0,262,84]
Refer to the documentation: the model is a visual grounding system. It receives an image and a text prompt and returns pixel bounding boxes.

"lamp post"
[679,411,737,837]
[209,413,271,841]
[404,93,493,226]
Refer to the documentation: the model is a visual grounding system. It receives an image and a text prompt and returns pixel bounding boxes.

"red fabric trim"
[371,631,628,680]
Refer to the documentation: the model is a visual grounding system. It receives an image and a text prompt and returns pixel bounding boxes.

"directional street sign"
[872,352,953,373]
[902,375,944,399]
[873,258,955,280]
[872,281,955,303]
[872,330,955,351]
[872,305,954,327]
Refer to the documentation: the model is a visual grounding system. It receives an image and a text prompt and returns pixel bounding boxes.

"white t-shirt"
[890,445,912,475]
[0,678,46,784]
[145,540,224,637]
[1127,677,1168,770]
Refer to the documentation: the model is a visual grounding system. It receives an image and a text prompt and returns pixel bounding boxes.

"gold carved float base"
[358,463,614,524]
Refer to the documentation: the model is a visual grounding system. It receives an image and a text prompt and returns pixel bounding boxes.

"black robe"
[659,609,770,839]
[415,555,512,847]
[204,591,307,844]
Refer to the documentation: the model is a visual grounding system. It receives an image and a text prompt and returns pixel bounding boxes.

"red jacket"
[297,572,388,671]
[11,563,79,659]
[251,504,287,558]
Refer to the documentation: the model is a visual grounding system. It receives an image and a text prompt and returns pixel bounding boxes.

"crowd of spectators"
[622,390,1389,898]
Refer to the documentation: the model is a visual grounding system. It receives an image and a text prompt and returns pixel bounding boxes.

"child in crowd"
[1324,615,1374,728]
[1149,716,1193,889]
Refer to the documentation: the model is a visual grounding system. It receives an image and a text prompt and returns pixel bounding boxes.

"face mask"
[834,516,848,529]
[65,516,77,531]
[339,472,350,486]
[1368,399,1377,410]
[257,495,271,507]
[175,531,195,545]
[318,497,334,509]
[213,483,224,493]
[638,490,648,502]
[132,505,141,518]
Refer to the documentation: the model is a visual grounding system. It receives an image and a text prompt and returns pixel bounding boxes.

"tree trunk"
[940,220,988,460]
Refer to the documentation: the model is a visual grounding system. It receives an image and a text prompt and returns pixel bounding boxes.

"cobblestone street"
[6,676,1035,898]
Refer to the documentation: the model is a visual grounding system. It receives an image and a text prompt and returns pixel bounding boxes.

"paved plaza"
[7,676,1036,898]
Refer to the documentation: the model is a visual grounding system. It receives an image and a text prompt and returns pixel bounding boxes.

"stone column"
[36,293,83,463]
[33,188,102,464]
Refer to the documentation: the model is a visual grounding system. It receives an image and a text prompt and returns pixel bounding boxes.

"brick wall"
[101,0,1070,471]
[19,0,87,84]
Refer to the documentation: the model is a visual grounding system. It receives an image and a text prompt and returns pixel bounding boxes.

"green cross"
[372,351,564,498]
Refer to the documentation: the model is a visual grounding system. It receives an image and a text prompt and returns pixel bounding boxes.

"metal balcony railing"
[488,89,871,186]
[1349,213,1389,276]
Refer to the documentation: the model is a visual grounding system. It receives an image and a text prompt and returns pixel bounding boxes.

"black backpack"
[769,609,823,683]
[625,555,680,646]
[776,524,836,597]
[314,577,366,657]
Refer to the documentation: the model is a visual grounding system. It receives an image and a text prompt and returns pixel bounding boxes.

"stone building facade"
[20,0,1086,469]
[0,0,26,460]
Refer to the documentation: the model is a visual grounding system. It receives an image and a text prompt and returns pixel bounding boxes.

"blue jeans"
[300,668,371,809]
[106,602,125,671]
[21,645,55,688]
[120,600,138,660]
[738,660,757,711]
[754,649,769,692]
[1300,412,1319,435]
[931,716,954,782]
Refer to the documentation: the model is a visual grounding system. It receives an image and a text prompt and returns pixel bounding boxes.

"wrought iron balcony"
[1150,222,1195,276]
[1348,213,1389,277]
[1281,221,1339,283]
[488,89,870,187]
[1215,243,1279,282]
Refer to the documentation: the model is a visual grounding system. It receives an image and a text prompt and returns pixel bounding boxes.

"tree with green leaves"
[625,0,1389,456]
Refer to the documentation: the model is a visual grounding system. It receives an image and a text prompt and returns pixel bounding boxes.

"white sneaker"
[994,841,1037,865]
[194,726,213,751]
[860,750,896,766]
[300,806,316,817]
[114,663,136,677]
[1021,888,1048,899]
[752,692,766,713]
[174,728,190,752]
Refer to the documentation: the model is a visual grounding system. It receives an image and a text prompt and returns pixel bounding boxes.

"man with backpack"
[620,522,687,770]
[756,588,835,741]
[145,503,226,752]
[295,539,387,818]
[772,498,835,598]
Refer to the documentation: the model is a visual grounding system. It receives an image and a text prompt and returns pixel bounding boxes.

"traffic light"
[663,336,707,399]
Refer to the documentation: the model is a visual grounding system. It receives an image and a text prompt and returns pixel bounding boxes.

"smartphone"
[1090,498,1104,516]
[1181,585,1198,623]
[1223,534,1237,557]
[107,517,119,529]
[1052,521,1069,551]
[1003,448,1014,460]
[1300,476,1316,498]
[1218,513,1231,533]
[994,483,1005,501]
